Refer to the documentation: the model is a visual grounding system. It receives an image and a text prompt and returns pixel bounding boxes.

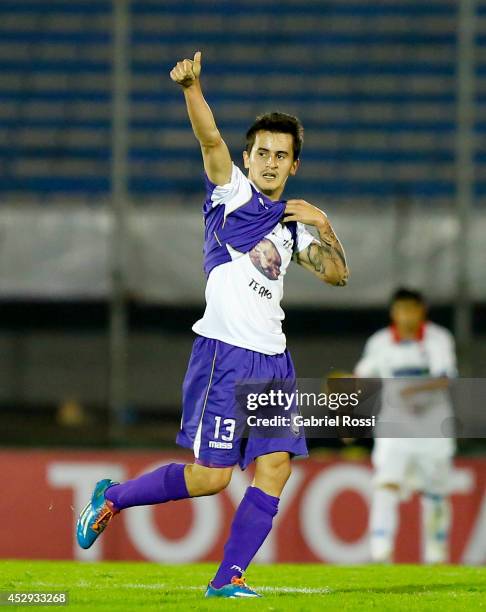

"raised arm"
[170,51,232,186]
[284,199,349,286]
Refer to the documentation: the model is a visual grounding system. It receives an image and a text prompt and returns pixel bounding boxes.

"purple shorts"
[176,335,308,470]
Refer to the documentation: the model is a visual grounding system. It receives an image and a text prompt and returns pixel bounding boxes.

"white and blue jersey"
[355,322,457,380]
[355,321,457,447]
[192,163,315,355]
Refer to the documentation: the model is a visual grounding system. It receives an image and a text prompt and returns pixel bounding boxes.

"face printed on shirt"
[249,238,282,280]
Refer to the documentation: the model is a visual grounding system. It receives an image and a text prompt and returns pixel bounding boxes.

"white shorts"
[372,437,454,497]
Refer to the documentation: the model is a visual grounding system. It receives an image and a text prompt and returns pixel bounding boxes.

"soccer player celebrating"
[76,51,348,598]
[355,288,457,564]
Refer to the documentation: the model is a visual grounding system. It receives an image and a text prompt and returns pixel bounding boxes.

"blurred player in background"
[355,288,457,564]
[76,51,348,598]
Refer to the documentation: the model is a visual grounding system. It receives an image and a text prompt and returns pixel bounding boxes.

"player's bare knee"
[185,464,232,496]
[255,453,291,487]
[204,467,232,494]
[276,461,292,486]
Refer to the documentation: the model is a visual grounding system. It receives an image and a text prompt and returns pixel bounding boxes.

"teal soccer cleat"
[76,478,119,549]
[205,576,261,598]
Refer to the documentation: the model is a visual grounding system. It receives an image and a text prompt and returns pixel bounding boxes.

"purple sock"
[212,486,279,589]
[104,463,189,510]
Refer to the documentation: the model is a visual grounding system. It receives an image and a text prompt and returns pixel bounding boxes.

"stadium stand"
[0,0,470,202]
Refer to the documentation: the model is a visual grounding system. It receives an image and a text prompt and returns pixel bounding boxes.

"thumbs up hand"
[170,51,202,88]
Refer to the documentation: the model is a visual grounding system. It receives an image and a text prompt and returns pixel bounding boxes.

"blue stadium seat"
[0,0,478,202]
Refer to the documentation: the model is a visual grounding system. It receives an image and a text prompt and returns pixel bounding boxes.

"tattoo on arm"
[318,225,347,269]
[296,223,349,286]
[307,243,325,274]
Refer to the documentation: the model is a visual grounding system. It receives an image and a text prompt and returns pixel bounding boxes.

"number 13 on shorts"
[213,416,236,442]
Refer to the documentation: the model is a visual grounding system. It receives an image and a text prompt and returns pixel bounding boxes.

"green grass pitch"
[1,561,486,611]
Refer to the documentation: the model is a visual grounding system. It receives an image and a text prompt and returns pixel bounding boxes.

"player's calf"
[422,492,450,564]
[208,453,292,595]
[370,484,400,563]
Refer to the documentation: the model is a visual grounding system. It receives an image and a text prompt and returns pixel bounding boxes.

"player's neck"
[394,323,423,340]
[261,189,284,201]
[399,330,417,340]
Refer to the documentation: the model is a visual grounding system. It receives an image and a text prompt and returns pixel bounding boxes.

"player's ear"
[243,149,250,169]
[290,158,300,176]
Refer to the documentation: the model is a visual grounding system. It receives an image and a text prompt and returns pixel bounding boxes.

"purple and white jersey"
[192,163,315,355]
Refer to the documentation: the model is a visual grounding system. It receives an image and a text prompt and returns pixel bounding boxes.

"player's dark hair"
[390,287,426,306]
[245,112,304,160]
